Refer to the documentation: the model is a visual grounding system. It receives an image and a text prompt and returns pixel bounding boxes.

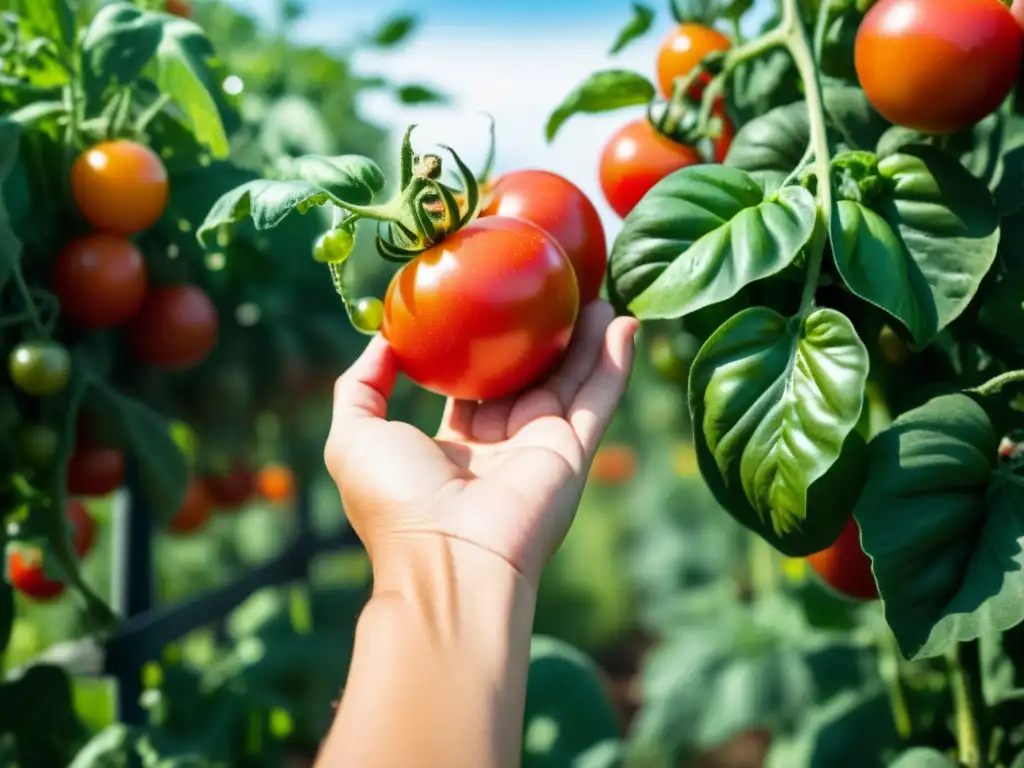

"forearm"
[315,534,537,768]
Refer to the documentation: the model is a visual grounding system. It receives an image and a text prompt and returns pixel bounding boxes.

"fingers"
[437,398,478,440]
[567,316,639,456]
[331,335,398,427]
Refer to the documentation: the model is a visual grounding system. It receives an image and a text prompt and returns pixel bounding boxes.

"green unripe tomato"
[313,227,355,264]
[350,297,384,334]
[9,340,71,396]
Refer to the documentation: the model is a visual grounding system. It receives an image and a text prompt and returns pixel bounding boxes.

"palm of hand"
[327,303,637,585]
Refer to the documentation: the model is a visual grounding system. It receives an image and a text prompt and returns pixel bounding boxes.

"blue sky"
[226,0,769,237]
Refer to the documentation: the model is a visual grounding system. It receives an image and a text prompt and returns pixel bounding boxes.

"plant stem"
[780,0,834,316]
[697,27,789,130]
[970,369,1024,397]
[878,629,913,739]
[949,640,987,768]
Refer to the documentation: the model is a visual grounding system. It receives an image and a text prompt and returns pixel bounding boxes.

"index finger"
[331,335,398,426]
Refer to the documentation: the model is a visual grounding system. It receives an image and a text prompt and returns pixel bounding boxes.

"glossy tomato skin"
[71,140,169,235]
[128,285,218,370]
[855,0,1022,134]
[53,234,148,328]
[8,501,95,601]
[481,170,607,305]
[169,479,213,534]
[600,120,704,219]
[67,445,125,496]
[806,517,878,601]
[382,217,579,401]
[657,23,731,100]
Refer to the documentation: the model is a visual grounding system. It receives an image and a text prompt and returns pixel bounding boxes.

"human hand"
[324,301,638,588]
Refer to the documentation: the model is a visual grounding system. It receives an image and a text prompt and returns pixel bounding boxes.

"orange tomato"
[588,444,638,485]
[656,23,731,100]
[257,464,296,504]
[71,140,169,236]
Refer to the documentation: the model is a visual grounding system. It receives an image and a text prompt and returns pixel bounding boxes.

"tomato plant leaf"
[608,3,655,55]
[0,117,23,290]
[151,16,230,158]
[368,14,417,47]
[853,393,1024,660]
[867,146,1000,348]
[523,637,620,768]
[14,0,76,61]
[273,154,385,203]
[83,378,187,524]
[196,180,334,246]
[545,70,655,143]
[887,748,960,767]
[81,3,163,105]
[611,166,816,319]
[394,83,447,105]
[689,306,869,547]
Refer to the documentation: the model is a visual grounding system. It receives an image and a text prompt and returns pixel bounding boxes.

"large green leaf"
[0,117,22,291]
[545,70,655,142]
[688,307,869,551]
[272,154,385,203]
[854,394,1024,660]
[609,166,816,317]
[832,146,1000,350]
[84,379,187,523]
[81,3,162,104]
[522,637,620,768]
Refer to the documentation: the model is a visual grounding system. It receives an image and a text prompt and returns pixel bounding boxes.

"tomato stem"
[949,640,987,768]
[969,368,1024,397]
[878,629,914,740]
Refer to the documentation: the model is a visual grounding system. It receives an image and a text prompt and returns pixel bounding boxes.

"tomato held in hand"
[657,23,731,100]
[382,217,579,401]
[8,501,95,601]
[855,0,1022,134]
[600,120,703,219]
[128,285,218,370]
[806,517,878,601]
[67,445,125,496]
[481,170,607,305]
[204,464,255,510]
[71,140,169,235]
[169,479,213,534]
[53,234,148,329]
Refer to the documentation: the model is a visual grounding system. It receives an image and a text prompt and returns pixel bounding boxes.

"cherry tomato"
[257,463,296,504]
[599,120,704,219]
[67,445,125,496]
[71,140,169,235]
[313,228,355,264]
[165,0,192,17]
[855,0,1022,134]
[481,170,607,305]
[16,424,59,469]
[53,234,148,328]
[8,501,96,601]
[351,297,384,334]
[8,340,70,396]
[381,217,579,401]
[204,464,255,510]
[806,517,878,601]
[168,479,213,534]
[588,444,638,485]
[656,23,731,100]
[128,285,218,370]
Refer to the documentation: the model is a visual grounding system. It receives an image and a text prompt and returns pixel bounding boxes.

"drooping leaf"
[83,379,188,523]
[688,307,870,555]
[196,180,333,245]
[80,3,163,104]
[833,146,1000,350]
[854,394,1024,660]
[608,3,655,55]
[609,166,817,317]
[545,70,655,142]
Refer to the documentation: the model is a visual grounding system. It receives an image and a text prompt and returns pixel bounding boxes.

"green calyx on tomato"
[9,340,71,396]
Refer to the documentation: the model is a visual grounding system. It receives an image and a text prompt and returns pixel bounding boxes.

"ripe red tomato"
[381,217,579,401]
[656,23,731,100]
[257,463,296,504]
[71,140,169,236]
[599,120,704,219]
[481,170,607,305]
[165,0,192,17]
[168,479,213,534]
[855,0,1022,134]
[806,517,878,601]
[128,285,218,370]
[53,234,148,328]
[8,501,95,601]
[67,445,125,497]
[204,463,255,510]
